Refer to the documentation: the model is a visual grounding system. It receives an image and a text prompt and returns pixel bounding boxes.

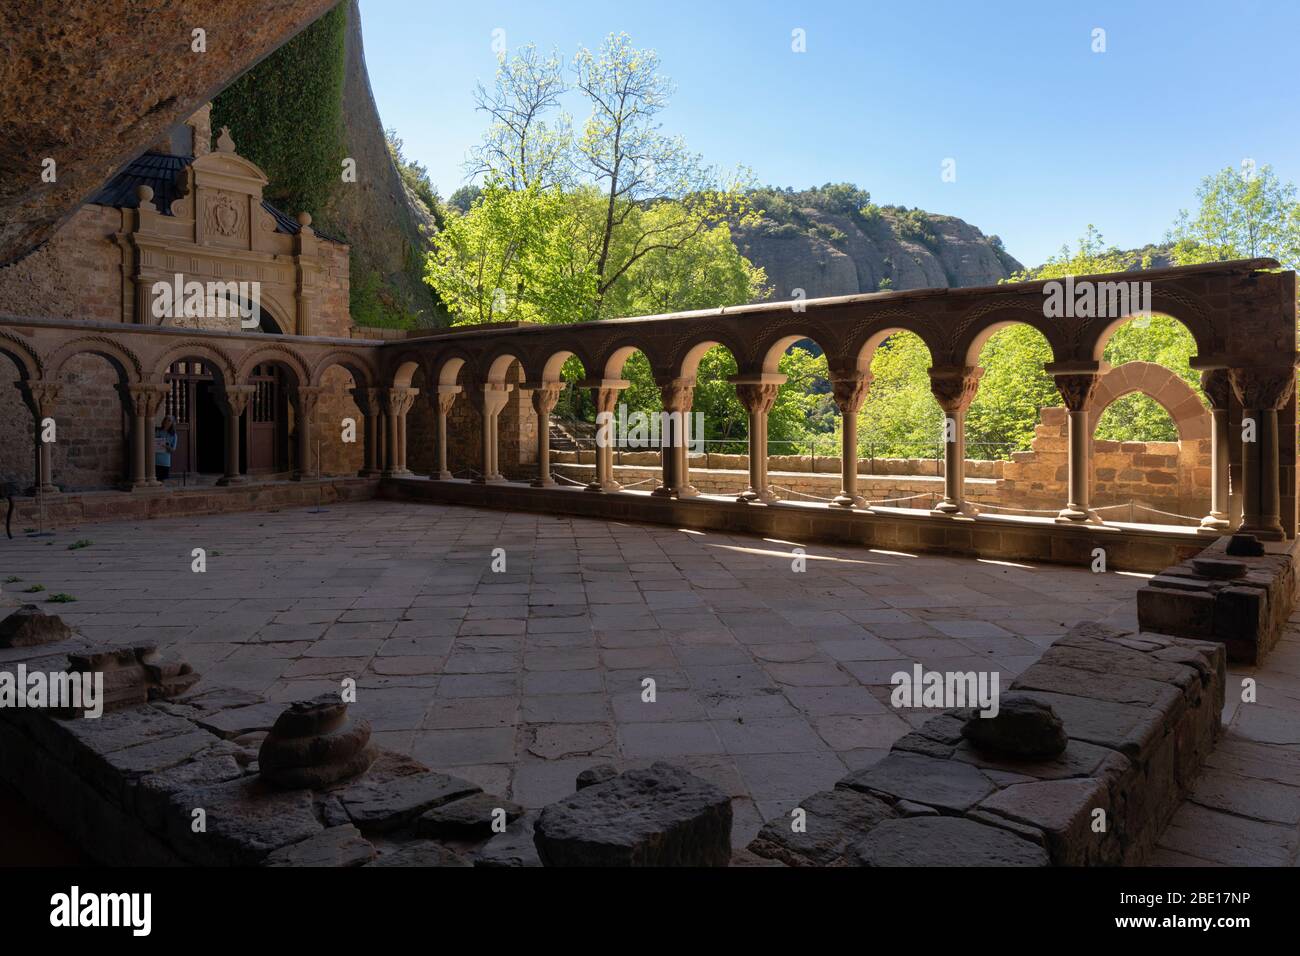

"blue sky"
[362,0,1299,267]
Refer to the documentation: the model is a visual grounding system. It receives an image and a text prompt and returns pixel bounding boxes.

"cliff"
[735,186,1023,300]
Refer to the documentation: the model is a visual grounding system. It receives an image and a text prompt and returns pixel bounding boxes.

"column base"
[676,484,700,499]
[932,499,962,516]
[216,475,247,487]
[650,485,676,498]
[831,493,866,508]
[587,480,622,493]
[436,471,453,481]
[531,477,556,488]
[1237,519,1285,541]
[1055,505,1103,525]
[1197,513,1230,535]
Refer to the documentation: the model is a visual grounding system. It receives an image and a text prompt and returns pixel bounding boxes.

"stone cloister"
[2,258,1297,572]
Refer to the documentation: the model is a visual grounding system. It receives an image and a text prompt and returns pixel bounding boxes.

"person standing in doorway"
[155,415,178,483]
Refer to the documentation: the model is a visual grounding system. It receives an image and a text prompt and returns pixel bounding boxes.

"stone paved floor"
[1151,621,1300,866]
[0,500,1144,847]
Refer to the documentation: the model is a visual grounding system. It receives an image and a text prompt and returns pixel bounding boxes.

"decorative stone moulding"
[258,694,378,790]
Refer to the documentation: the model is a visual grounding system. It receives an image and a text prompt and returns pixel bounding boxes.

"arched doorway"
[164,359,226,478]
[245,362,290,475]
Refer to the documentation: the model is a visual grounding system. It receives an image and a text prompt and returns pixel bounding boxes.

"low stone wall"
[747,623,1225,866]
[550,406,1212,525]
[386,478,1208,574]
[7,477,378,530]
[1137,538,1297,664]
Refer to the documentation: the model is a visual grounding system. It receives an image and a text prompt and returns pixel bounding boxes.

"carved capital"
[830,374,872,415]
[468,382,512,416]
[1200,369,1232,411]
[1052,373,1102,412]
[384,386,418,417]
[350,386,381,417]
[1228,366,1296,410]
[222,385,256,417]
[658,378,695,414]
[735,382,781,416]
[928,366,983,414]
[127,383,169,417]
[293,384,325,417]
[530,382,565,418]
[18,380,61,415]
[435,390,460,416]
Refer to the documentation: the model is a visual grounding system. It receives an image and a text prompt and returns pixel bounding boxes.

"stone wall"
[315,365,364,477]
[312,239,353,340]
[51,355,128,491]
[0,363,34,491]
[0,205,124,323]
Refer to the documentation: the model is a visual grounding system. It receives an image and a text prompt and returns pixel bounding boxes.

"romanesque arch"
[1088,361,1209,441]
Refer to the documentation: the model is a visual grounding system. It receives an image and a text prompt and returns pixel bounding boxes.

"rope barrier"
[973,501,1062,515]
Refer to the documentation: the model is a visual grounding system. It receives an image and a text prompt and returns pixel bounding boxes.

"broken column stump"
[534,762,732,866]
[258,695,377,790]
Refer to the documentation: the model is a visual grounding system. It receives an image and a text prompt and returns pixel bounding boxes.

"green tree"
[1169,163,1300,271]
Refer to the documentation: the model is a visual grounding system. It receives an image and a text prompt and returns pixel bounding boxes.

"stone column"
[292,385,323,481]
[125,383,168,489]
[730,374,785,503]
[434,386,461,480]
[1050,366,1105,524]
[830,373,872,508]
[18,381,61,496]
[929,366,983,516]
[1228,366,1295,541]
[217,385,255,486]
[583,379,629,492]
[471,383,512,483]
[382,386,418,477]
[1198,369,1232,534]
[527,382,566,488]
[651,378,697,498]
[350,387,383,477]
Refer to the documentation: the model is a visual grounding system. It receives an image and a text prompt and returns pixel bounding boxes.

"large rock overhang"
[0,0,341,267]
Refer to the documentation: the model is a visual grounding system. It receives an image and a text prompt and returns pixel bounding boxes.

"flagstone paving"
[0,500,1145,847]
[1151,621,1300,867]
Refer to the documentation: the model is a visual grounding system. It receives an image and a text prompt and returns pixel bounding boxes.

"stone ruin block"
[747,622,1225,867]
[258,694,377,790]
[1137,537,1293,663]
[64,644,199,713]
[0,605,72,648]
[534,762,732,866]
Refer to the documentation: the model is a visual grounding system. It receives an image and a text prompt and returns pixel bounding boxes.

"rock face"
[534,762,733,867]
[961,695,1068,761]
[322,0,441,325]
[66,645,199,712]
[258,695,377,790]
[0,0,338,266]
[0,605,72,647]
[733,204,1022,302]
